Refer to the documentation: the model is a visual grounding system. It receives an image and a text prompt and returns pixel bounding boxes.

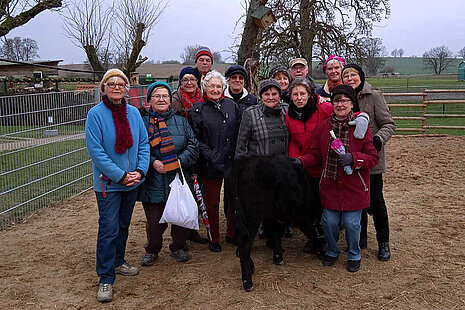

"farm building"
[0,59,62,78]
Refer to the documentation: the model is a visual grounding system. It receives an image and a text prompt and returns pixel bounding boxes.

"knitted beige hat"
[99,69,130,93]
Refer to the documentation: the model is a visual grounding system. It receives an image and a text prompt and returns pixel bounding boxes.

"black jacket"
[188,96,241,178]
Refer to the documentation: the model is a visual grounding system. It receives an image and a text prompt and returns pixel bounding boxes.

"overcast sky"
[6,0,465,64]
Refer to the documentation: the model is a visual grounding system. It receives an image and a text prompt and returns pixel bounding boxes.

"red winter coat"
[285,100,333,177]
[299,119,379,211]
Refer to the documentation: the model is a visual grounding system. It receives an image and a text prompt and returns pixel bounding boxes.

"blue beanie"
[147,81,172,102]
[179,66,200,82]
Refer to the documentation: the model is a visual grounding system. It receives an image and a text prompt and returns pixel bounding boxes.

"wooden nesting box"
[251,5,276,30]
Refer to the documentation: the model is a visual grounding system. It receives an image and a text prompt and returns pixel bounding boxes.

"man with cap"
[194,46,213,89]
[224,65,257,114]
[316,55,346,102]
[289,57,320,89]
[235,78,289,265]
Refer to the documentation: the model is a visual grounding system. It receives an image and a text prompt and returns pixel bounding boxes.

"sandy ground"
[1,135,464,310]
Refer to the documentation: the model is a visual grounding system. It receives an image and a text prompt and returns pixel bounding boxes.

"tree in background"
[361,37,386,76]
[458,47,465,59]
[391,49,398,57]
[180,45,223,64]
[0,36,39,60]
[0,0,62,37]
[237,0,390,75]
[61,0,167,77]
[398,48,404,57]
[423,45,453,75]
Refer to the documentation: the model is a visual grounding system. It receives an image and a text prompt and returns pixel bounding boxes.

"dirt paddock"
[1,136,464,309]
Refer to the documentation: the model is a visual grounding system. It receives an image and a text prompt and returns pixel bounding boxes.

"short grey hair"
[288,78,314,95]
[325,58,343,69]
[202,70,227,92]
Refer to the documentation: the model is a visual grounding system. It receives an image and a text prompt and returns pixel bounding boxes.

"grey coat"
[357,82,396,175]
[235,101,289,157]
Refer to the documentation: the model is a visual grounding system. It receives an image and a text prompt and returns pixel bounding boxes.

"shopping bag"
[159,163,199,230]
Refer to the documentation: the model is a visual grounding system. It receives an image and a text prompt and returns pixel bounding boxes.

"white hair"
[326,59,343,69]
[202,70,227,92]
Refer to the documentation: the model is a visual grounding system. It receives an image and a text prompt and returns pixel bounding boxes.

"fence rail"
[385,89,465,134]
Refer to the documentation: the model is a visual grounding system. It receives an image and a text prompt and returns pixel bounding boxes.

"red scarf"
[179,87,201,111]
[327,79,342,92]
[102,95,133,154]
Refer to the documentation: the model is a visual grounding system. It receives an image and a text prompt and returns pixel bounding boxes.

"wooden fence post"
[422,90,427,134]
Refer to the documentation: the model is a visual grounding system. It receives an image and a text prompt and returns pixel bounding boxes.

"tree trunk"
[124,23,146,78]
[84,44,105,79]
[237,0,268,66]
[299,0,313,75]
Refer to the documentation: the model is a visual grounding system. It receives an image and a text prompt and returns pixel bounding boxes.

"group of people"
[85,46,396,302]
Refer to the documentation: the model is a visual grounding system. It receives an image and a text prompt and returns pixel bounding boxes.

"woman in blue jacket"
[138,81,199,265]
[85,69,150,303]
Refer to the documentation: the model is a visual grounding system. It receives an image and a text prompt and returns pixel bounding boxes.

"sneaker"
[140,253,158,266]
[347,259,361,272]
[272,251,284,265]
[284,224,294,238]
[170,249,189,262]
[378,242,391,261]
[208,242,222,252]
[97,283,112,302]
[115,262,139,276]
[323,255,338,267]
[188,231,209,244]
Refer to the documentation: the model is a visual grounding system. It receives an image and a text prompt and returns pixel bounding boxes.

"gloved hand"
[289,157,302,167]
[348,112,370,139]
[337,153,353,166]
[373,135,383,152]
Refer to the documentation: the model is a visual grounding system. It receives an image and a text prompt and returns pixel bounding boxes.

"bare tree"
[0,36,39,60]
[398,48,404,57]
[180,45,223,64]
[423,45,453,75]
[391,49,398,57]
[0,0,62,37]
[458,47,465,59]
[61,0,168,77]
[180,44,201,64]
[237,0,390,75]
[361,37,385,76]
[62,0,113,73]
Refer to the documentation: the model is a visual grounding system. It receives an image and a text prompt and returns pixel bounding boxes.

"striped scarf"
[148,111,180,172]
[323,111,354,180]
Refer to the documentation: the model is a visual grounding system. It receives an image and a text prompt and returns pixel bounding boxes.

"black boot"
[377,242,391,261]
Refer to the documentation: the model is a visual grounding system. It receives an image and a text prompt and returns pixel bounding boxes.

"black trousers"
[361,173,390,243]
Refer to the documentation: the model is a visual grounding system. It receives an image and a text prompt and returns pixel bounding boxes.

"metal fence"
[0,89,99,229]
[0,83,164,229]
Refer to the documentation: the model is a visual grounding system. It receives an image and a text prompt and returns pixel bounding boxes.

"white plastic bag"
[159,164,199,230]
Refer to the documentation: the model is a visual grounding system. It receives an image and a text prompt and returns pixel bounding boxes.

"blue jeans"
[322,209,362,261]
[95,188,138,284]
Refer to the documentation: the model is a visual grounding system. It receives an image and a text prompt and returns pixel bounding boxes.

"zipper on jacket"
[357,171,369,192]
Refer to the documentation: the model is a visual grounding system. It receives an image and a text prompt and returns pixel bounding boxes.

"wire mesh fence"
[0,90,99,229]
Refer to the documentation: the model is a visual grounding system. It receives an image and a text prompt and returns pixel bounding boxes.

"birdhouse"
[251,5,276,30]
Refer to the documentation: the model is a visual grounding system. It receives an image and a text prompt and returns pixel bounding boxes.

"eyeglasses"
[152,94,170,100]
[106,82,127,89]
[333,98,352,105]
[206,84,223,90]
[181,78,197,84]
